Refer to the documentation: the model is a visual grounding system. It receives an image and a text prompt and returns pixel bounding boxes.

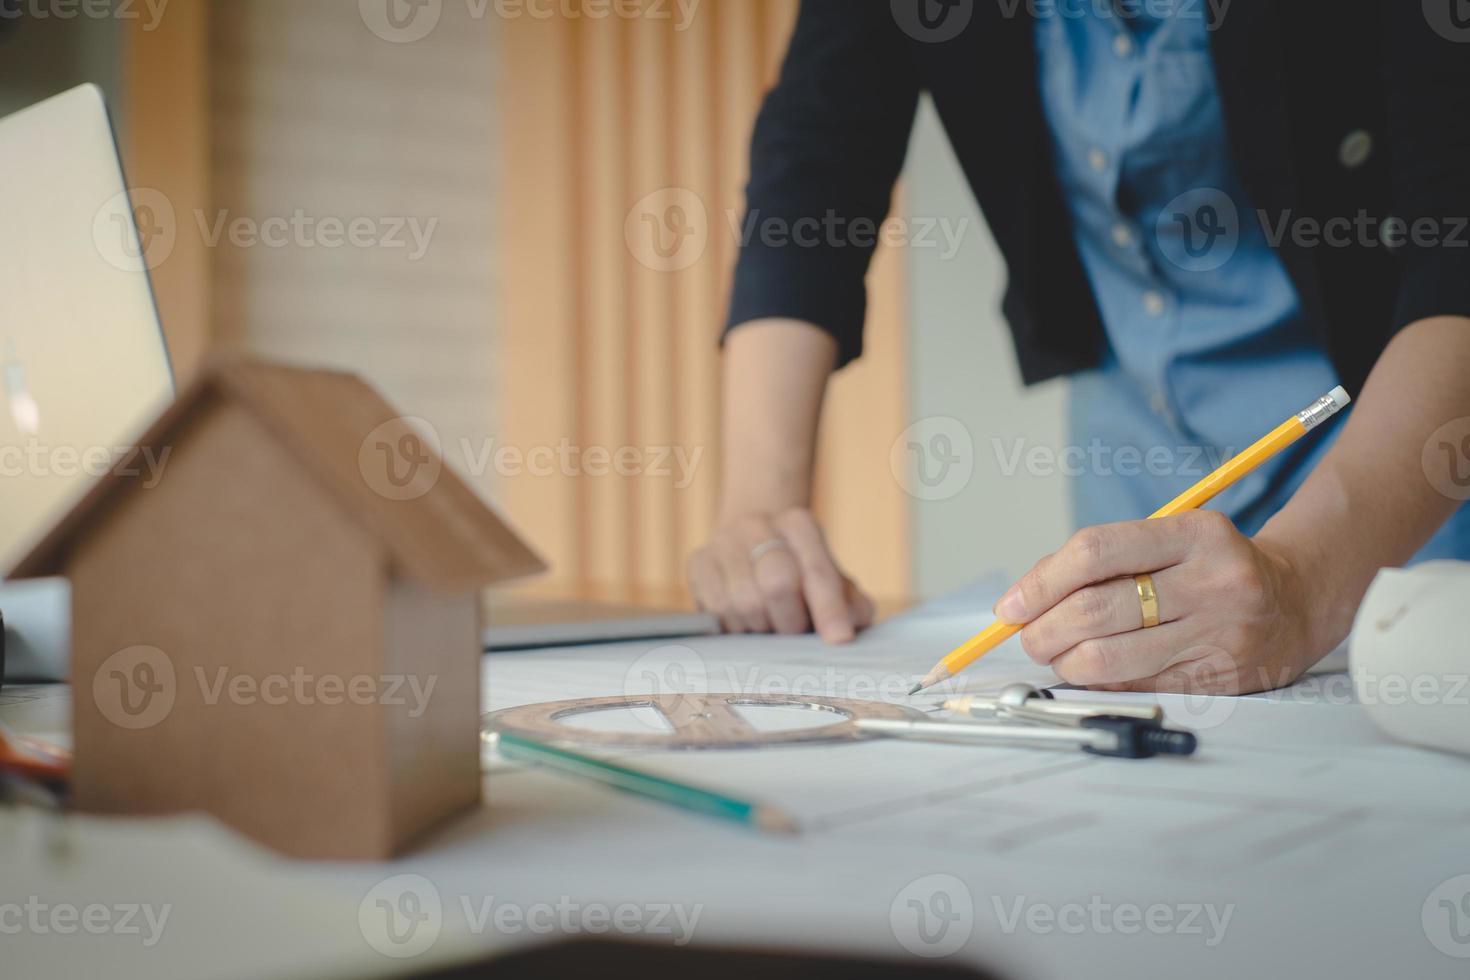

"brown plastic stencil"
[483,694,928,750]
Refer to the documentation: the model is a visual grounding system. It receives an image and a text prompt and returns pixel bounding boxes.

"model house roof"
[9,358,545,591]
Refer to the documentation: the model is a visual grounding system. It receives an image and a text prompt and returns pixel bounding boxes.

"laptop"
[481,593,717,651]
[0,84,174,682]
[0,84,175,574]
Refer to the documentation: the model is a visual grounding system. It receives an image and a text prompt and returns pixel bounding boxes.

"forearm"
[718,319,837,519]
[1257,316,1470,653]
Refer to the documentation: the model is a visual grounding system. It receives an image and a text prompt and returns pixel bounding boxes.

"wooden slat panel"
[627,14,679,591]
[122,0,211,382]
[499,0,911,602]
[670,8,720,575]
[499,12,582,581]
[578,18,635,591]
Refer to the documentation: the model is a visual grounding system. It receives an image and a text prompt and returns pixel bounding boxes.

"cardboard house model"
[9,358,544,859]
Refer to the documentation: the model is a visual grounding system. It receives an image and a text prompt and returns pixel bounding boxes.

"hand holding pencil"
[910,387,1350,697]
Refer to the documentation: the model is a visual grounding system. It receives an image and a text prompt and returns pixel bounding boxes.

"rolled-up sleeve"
[1386,2,1470,330]
[724,0,921,368]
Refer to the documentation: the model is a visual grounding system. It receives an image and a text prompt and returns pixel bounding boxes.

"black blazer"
[725,0,1470,393]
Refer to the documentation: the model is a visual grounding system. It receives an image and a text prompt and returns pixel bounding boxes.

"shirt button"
[1339,130,1373,170]
[1088,147,1108,173]
[1143,290,1166,316]
[1111,223,1134,248]
[1112,33,1134,58]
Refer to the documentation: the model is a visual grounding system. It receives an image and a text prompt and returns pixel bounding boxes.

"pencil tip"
[907,682,924,696]
[755,807,801,835]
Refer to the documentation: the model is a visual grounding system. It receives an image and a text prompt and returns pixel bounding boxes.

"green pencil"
[486,730,799,834]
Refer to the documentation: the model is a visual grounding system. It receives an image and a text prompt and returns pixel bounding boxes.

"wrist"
[1252,528,1352,664]
[717,489,810,524]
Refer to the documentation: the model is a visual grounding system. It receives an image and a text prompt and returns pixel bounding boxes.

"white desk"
[6,587,1470,979]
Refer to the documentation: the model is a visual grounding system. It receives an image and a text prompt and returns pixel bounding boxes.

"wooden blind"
[500,0,911,603]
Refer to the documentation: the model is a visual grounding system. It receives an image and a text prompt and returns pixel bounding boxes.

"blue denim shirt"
[1035,6,1468,559]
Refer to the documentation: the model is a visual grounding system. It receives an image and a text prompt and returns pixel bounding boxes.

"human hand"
[686,508,875,643]
[995,511,1325,694]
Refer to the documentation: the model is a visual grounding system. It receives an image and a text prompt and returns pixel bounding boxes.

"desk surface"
[5,586,1470,980]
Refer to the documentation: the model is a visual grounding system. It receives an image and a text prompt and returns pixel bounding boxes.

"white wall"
[904,96,1072,597]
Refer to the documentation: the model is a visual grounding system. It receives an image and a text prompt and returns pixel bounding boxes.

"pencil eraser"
[1328,385,1350,412]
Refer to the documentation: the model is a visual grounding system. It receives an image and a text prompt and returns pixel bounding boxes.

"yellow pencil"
[908,386,1350,695]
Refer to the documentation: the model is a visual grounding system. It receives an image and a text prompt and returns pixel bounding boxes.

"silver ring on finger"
[749,537,790,565]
